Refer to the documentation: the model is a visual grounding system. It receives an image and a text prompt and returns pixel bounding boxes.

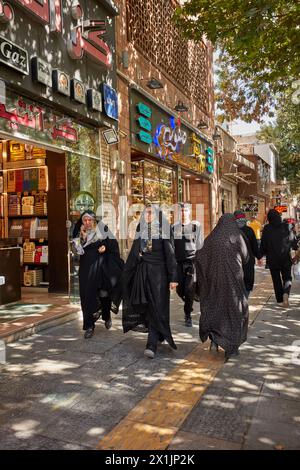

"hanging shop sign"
[70,79,86,104]
[242,203,258,212]
[0,0,119,125]
[31,57,52,87]
[274,205,288,213]
[52,70,71,97]
[102,83,118,121]
[130,90,213,176]
[87,89,102,112]
[0,35,29,75]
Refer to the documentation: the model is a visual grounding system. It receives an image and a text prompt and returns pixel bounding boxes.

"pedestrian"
[260,209,298,307]
[122,204,178,359]
[234,210,262,298]
[247,213,262,248]
[196,213,249,362]
[72,210,124,339]
[172,203,203,327]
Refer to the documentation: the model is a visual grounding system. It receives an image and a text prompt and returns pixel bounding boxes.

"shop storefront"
[0,0,119,306]
[129,89,214,235]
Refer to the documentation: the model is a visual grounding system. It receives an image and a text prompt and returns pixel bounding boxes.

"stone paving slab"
[1,268,299,450]
[180,385,259,444]
[168,431,242,450]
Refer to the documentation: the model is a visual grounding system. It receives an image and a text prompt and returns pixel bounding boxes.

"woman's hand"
[169,282,178,290]
[80,225,87,240]
[98,245,106,254]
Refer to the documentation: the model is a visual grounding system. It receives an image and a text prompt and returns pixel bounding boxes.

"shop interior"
[0,138,69,309]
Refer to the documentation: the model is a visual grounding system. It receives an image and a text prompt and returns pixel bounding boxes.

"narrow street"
[0,268,299,450]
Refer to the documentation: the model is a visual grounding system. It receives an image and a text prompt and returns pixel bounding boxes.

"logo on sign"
[102,83,118,120]
[0,35,28,75]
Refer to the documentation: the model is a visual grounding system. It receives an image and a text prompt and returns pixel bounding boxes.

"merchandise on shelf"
[8,194,21,216]
[22,196,35,215]
[7,167,48,192]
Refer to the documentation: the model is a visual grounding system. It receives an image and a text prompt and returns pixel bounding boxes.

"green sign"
[207,165,214,174]
[137,116,152,132]
[206,156,214,164]
[206,147,214,156]
[137,102,152,118]
[137,130,152,144]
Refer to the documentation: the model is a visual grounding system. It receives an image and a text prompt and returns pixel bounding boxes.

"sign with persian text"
[130,89,213,176]
[0,0,118,125]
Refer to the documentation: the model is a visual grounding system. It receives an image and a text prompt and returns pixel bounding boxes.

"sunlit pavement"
[0,267,299,450]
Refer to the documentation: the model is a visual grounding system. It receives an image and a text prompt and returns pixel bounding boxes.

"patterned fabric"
[196,213,249,355]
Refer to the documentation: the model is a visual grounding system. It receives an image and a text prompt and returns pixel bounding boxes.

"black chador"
[122,206,178,358]
[172,206,203,327]
[72,211,124,338]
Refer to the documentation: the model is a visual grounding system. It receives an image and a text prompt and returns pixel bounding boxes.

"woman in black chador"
[122,205,178,358]
[72,210,124,339]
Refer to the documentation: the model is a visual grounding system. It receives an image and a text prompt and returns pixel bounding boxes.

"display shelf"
[22,262,48,266]
[4,159,46,170]
[8,214,48,218]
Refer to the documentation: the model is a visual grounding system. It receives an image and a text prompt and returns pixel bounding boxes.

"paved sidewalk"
[0,268,299,450]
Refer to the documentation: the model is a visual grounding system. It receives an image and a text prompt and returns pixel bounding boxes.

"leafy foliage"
[257,90,300,194]
[174,0,300,122]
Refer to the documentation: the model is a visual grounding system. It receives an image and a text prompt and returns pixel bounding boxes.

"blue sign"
[102,83,118,121]
[137,131,152,144]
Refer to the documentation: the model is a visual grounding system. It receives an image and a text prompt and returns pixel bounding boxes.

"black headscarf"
[267,209,282,227]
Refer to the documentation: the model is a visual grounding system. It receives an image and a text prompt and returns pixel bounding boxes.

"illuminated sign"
[154,117,187,160]
[274,205,288,213]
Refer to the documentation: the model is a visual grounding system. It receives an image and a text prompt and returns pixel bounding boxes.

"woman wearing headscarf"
[234,210,262,298]
[196,213,249,362]
[72,210,124,338]
[260,209,298,307]
[122,205,178,358]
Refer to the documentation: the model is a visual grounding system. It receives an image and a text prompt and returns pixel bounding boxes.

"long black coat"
[196,214,249,355]
[122,237,178,349]
[79,233,124,329]
[260,220,298,269]
[240,225,261,291]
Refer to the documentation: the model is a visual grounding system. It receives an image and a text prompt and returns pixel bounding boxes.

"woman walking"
[72,210,123,339]
[122,205,178,358]
[196,213,249,362]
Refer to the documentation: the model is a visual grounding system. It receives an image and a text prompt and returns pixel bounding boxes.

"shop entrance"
[0,138,69,300]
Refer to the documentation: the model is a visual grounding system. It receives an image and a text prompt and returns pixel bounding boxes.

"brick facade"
[113,0,215,246]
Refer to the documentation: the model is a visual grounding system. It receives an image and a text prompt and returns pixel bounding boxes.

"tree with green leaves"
[174,0,300,122]
[257,89,300,194]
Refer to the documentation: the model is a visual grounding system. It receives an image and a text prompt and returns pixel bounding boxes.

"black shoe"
[224,350,239,362]
[84,328,94,339]
[105,319,112,330]
[184,316,193,327]
[93,311,101,321]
